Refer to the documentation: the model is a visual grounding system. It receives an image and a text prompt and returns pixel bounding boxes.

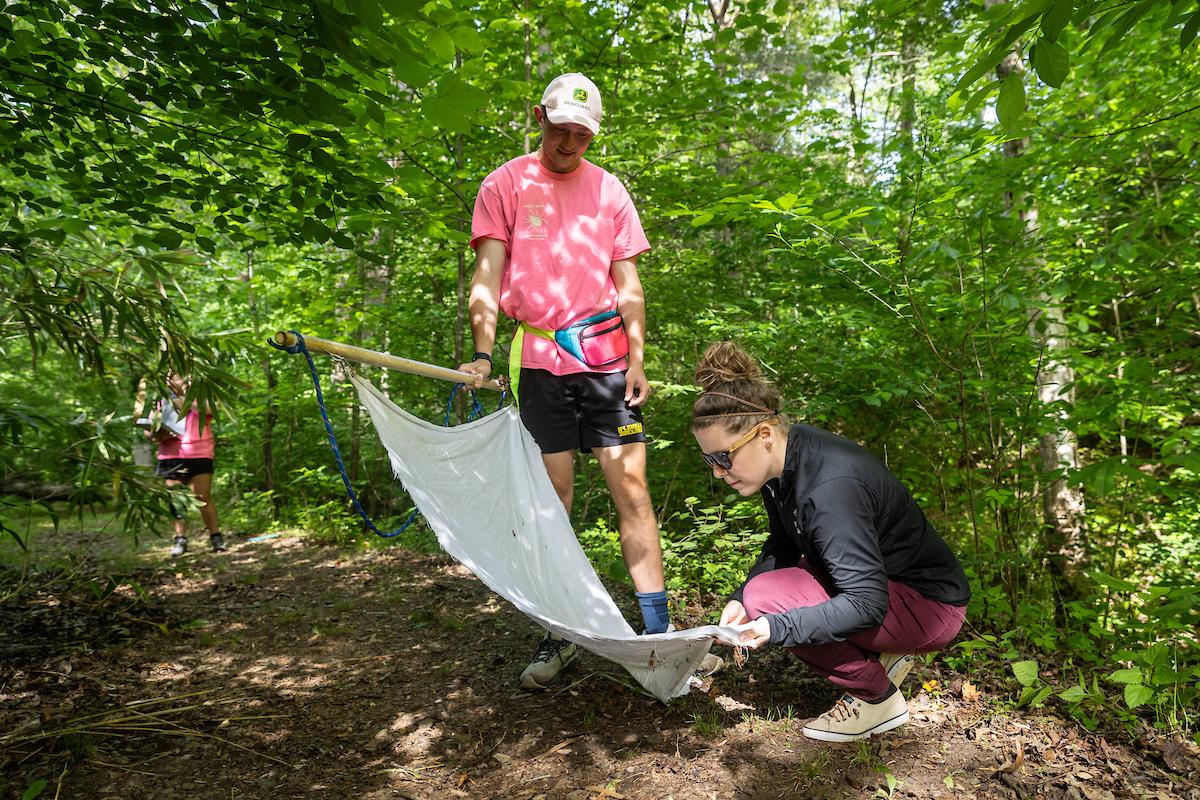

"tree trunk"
[988,0,1087,606]
[708,0,735,246]
[896,18,918,260]
[244,252,276,500]
[350,253,364,485]
[131,377,154,468]
[354,234,392,501]
[523,3,533,155]
[456,130,467,371]
[1,477,104,502]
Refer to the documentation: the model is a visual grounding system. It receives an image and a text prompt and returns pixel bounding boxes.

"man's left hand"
[624,364,651,407]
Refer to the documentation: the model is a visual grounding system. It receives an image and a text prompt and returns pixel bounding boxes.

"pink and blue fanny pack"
[550,310,629,368]
[509,310,630,403]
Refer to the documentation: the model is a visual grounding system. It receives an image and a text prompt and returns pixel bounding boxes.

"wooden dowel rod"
[273,332,503,392]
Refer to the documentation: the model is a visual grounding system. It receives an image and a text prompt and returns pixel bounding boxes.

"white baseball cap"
[540,73,603,135]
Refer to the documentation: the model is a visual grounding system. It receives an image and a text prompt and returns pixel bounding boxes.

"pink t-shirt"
[470,153,650,376]
[178,409,215,459]
[156,434,181,460]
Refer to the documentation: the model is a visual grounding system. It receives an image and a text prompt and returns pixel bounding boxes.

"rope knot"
[267,330,307,355]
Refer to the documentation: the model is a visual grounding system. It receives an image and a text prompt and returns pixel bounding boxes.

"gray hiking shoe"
[519,633,577,689]
[879,652,914,687]
[170,536,187,557]
[209,532,228,552]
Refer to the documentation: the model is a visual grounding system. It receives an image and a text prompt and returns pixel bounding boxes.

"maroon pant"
[742,564,966,700]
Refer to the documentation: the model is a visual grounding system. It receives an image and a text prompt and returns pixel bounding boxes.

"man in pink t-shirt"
[458,73,676,690]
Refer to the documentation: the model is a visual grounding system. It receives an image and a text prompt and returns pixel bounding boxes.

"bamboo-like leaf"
[1182,9,1200,48]
[1099,0,1158,56]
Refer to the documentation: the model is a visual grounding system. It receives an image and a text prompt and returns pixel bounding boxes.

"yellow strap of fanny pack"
[508,322,554,406]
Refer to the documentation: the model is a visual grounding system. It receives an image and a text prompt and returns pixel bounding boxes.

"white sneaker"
[879,652,914,686]
[801,690,909,742]
[519,633,577,689]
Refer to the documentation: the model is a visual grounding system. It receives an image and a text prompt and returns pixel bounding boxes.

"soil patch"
[2,533,1197,799]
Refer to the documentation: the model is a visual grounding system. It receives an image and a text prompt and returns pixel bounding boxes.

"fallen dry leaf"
[1156,736,1200,776]
[961,680,981,702]
[1071,780,1115,800]
[714,694,753,712]
[994,739,1025,773]
[532,736,581,760]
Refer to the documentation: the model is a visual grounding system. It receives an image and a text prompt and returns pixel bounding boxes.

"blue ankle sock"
[636,590,670,634]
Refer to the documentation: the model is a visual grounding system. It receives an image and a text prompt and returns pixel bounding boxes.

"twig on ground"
[531,735,582,761]
[0,690,292,768]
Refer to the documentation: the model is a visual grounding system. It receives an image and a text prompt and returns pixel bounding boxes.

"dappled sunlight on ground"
[2,528,1196,799]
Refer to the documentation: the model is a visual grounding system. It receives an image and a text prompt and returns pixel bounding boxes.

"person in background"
[139,374,226,556]
[690,342,970,742]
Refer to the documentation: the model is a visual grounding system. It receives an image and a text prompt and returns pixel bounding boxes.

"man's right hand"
[457,358,492,387]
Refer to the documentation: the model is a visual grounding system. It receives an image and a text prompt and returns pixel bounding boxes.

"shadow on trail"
[0,534,1075,799]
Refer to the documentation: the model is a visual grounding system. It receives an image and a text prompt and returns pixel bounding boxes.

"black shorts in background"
[155,458,214,484]
[518,368,646,454]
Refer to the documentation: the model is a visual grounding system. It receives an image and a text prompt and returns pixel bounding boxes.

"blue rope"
[269,331,503,539]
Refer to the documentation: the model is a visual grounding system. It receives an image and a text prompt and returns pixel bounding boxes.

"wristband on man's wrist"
[472,351,492,364]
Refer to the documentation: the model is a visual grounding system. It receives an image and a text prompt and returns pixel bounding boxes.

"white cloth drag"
[351,376,749,701]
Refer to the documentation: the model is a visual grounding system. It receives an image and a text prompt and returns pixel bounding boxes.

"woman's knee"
[921,605,966,651]
[742,566,830,618]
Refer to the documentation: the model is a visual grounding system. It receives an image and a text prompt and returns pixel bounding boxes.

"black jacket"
[730,424,971,648]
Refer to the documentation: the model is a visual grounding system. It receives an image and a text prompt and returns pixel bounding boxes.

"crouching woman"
[691,342,971,742]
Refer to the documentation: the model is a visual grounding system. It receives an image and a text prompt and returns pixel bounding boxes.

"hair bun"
[694,341,763,392]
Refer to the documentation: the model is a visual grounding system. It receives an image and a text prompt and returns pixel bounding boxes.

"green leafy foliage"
[957,0,1196,95]
[1,0,1198,746]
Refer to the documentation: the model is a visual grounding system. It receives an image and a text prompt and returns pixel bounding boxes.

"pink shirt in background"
[470,154,650,376]
[156,434,181,460]
[178,409,215,459]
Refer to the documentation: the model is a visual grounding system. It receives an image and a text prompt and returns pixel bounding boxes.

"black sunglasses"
[701,419,777,470]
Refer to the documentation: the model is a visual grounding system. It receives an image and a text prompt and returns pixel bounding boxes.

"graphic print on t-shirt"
[522,202,548,240]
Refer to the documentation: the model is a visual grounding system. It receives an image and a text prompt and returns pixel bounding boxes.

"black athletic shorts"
[155,458,214,484]
[518,368,646,454]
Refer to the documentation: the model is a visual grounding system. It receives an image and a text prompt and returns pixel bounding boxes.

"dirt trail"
[2,533,1197,799]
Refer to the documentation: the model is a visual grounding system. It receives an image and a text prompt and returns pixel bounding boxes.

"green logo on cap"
[573,88,588,103]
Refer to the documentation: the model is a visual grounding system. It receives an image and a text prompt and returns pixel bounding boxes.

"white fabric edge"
[350,375,755,701]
